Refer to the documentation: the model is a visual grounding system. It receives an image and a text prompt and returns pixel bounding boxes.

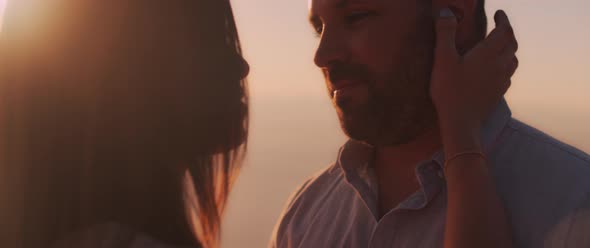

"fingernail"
[440,8,454,18]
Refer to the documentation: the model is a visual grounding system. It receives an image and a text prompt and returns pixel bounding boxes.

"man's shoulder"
[494,118,590,188]
[497,118,590,170]
[492,118,590,247]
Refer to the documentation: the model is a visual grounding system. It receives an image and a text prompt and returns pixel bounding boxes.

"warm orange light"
[0,0,74,52]
[0,0,6,32]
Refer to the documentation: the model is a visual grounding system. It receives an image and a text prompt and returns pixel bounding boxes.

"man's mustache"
[324,62,371,83]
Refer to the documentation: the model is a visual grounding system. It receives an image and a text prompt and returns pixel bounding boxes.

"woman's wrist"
[439,119,483,158]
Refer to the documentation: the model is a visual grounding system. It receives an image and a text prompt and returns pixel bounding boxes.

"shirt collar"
[337,140,378,211]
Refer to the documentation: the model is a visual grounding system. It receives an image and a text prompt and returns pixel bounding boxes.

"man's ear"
[432,0,478,53]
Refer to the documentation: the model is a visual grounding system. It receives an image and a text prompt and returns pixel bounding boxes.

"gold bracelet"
[444,151,487,172]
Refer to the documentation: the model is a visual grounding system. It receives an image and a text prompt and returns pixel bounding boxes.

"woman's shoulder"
[53,222,196,248]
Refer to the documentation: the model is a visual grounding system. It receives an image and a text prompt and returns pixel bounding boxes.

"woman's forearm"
[442,128,513,248]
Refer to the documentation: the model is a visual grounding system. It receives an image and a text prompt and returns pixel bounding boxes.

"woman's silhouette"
[0,1,248,247]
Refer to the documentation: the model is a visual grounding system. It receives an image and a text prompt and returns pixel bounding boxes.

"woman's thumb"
[435,8,459,58]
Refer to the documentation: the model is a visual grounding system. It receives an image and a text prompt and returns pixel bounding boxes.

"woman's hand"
[432,9,517,248]
[430,9,518,155]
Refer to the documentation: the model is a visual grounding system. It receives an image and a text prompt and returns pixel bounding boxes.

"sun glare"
[0,0,6,32]
[0,0,77,52]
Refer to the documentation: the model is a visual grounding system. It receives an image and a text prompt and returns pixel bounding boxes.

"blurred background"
[1,0,588,247]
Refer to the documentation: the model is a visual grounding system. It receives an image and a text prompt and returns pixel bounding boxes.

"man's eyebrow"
[308,0,351,27]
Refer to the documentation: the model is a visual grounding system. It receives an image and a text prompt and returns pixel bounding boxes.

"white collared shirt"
[270,100,590,248]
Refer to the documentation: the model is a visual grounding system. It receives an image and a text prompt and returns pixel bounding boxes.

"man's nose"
[314,28,348,69]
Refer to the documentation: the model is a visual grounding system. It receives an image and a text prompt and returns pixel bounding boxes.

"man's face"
[309,0,438,146]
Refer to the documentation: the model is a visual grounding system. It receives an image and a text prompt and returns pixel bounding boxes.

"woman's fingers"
[495,52,518,94]
[499,56,518,94]
[483,10,516,55]
[498,43,517,70]
[488,10,518,90]
[435,8,460,61]
[509,56,519,77]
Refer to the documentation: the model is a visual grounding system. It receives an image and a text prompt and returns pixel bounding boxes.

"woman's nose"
[239,56,250,79]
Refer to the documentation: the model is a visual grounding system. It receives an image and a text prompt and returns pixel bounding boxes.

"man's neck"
[375,126,442,170]
[373,126,442,217]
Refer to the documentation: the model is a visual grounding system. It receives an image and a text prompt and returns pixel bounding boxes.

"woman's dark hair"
[0,0,248,247]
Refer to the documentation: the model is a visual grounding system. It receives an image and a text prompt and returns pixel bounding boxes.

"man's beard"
[334,16,438,146]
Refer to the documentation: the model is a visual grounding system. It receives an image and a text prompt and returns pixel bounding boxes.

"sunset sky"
[1,0,588,247]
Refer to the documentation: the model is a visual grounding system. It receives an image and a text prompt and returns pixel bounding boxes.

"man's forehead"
[308,0,372,13]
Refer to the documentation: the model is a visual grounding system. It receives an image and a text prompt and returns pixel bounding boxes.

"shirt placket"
[367,160,444,247]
